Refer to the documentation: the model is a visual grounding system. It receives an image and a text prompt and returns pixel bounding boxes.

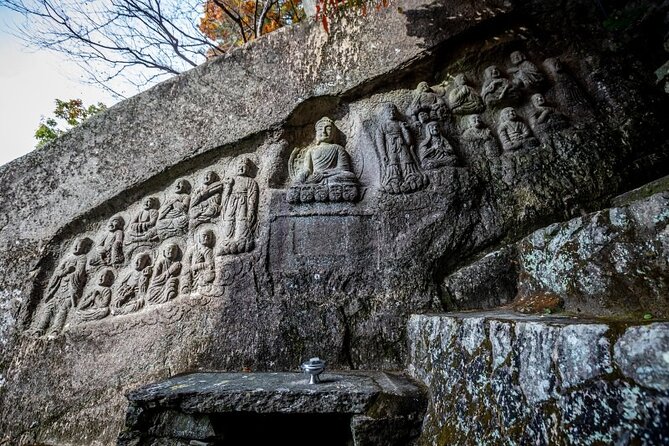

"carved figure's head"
[98,269,115,287]
[418,111,430,124]
[543,57,563,74]
[135,253,152,270]
[381,103,400,121]
[199,229,215,248]
[175,179,192,195]
[328,184,343,202]
[510,51,526,65]
[164,243,180,261]
[143,196,158,210]
[501,107,518,122]
[426,121,441,136]
[315,117,335,144]
[108,215,125,231]
[468,114,484,129]
[72,237,93,255]
[416,81,431,93]
[484,65,501,80]
[204,171,220,185]
[531,93,546,108]
[236,157,253,177]
[454,73,467,86]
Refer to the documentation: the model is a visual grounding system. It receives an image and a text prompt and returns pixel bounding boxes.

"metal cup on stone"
[301,357,326,384]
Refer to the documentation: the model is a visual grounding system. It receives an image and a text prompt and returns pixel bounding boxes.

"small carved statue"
[448,74,485,115]
[190,171,224,230]
[462,114,500,158]
[155,179,191,240]
[375,103,427,194]
[507,51,544,90]
[89,215,125,267]
[408,81,447,122]
[220,158,259,255]
[146,243,182,305]
[126,197,160,244]
[497,107,539,152]
[529,93,569,133]
[31,237,92,337]
[417,121,458,169]
[542,57,592,117]
[114,253,152,315]
[481,65,516,107]
[76,268,113,323]
[288,117,359,204]
[181,229,216,295]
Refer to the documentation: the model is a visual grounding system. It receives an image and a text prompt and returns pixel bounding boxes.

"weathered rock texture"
[118,371,426,445]
[408,313,669,445]
[0,0,668,443]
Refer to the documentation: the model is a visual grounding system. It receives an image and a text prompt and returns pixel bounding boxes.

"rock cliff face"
[0,0,668,443]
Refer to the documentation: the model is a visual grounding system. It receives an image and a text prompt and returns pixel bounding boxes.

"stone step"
[407,312,669,445]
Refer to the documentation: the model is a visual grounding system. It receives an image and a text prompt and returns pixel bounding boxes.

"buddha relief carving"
[89,215,125,267]
[181,229,216,295]
[508,51,544,90]
[462,114,500,158]
[417,121,458,169]
[146,243,182,305]
[220,158,258,255]
[497,107,539,152]
[287,117,359,204]
[529,93,569,134]
[543,57,593,117]
[481,65,517,107]
[375,103,427,194]
[155,179,191,240]
[75,268,113,323]
[126,197,160,245]
[190,171,224,230]
[113,252,152,315]
[31,237,92,337]
[408,81,447,122]
[448,74,485,115]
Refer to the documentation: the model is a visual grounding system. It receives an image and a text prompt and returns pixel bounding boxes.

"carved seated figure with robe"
[497,107,539,152]
[529,93,569,134]
[76,268,113,323]
[375,103,427,194]
[114,253,152,315]
[155,179,191,240]
[408,81,447,122]
[31,237,92,337]
[126,197,159,245]
[89,215,125,267]
[190,171,224,230]
[417,121,458,169]
[481,65,517,107]
[287,117,359,204]
[508,51,544,90]
[461,114,500,159]
[220,158,259,255]
[181,229,216,295]
[146,243,182,305]
[448,74,485,115]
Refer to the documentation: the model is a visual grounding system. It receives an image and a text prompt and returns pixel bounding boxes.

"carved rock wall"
[0,0,668,444]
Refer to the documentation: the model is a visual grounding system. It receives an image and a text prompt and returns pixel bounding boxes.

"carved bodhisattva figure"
[32,237,92,337]
[408,81,447,122]
[220,158,259,255]
[508,51,544,90]
[146,243,182,304]
[155,179,191,240]
[190,171,224,230]
[89,215,125,267]
[417,121,458,169]
[114,253,152,315]
[543,57,593,118]
[181,229,216,295]
[375,103,427,194]
[76,268,113,323]
[448,74,485,115]
[126,197,159,245]
[529,93,569,134]
[497,107,539,152]
[462,114,500,158]
[481,65,516,107]
[288,117,359,204]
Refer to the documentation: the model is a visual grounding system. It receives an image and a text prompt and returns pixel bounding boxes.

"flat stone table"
[118,371,427,446]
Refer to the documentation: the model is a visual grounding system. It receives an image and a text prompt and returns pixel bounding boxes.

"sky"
[0,9,119,167]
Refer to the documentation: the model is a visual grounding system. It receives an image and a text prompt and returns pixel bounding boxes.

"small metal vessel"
[300,357,326,384]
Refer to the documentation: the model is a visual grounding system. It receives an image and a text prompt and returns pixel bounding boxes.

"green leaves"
[34,99,107,148]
